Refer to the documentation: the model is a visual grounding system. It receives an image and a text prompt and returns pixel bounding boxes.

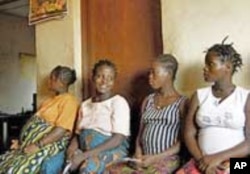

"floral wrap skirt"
[0,116,69,174]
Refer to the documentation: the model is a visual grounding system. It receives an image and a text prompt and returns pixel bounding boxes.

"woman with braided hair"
[176,39,250,174]
[0,66,79,174]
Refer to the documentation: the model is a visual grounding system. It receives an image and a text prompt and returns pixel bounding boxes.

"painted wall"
[36,0,82,104]
[81,0,162,103]
[0,14,35,114]
[161,0,250,96]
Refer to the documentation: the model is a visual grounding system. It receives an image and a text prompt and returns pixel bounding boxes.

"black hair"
[206,37,243,74]
[51,66,77,86]
[92,59,117,77]
[156,54,178,80]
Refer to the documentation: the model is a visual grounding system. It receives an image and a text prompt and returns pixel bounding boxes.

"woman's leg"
[7,116,69,174]
[79,145,128,174]
[108,155,180,174]
[78,130,129,174]
[175,159,201,174]
[41,151,65,174]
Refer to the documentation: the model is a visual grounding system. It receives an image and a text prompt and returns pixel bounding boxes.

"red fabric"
[176,159,229,174]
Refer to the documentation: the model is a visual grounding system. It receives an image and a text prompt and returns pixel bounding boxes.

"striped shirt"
[141,93,186,155]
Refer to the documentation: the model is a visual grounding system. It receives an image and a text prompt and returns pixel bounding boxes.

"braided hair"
[51,66,77,86]
[206,37,243,74]
[92,59,117,77]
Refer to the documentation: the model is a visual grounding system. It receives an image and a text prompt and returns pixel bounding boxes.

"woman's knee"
[41,151,65,174]
[79,158,106,174]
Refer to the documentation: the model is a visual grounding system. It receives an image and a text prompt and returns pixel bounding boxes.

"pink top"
[76,95,130,136]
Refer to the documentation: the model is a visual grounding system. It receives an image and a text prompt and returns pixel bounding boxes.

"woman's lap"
[0,116,69,174]
[78,129,129,173]
[41,150,65,174]
[176,159,230,174]
[107,155,180,174]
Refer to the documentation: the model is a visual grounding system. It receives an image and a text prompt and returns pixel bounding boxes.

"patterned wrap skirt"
[0,116,69,174]
[106,154,180,174]
[77,129,129,174]
[176,159,230,174]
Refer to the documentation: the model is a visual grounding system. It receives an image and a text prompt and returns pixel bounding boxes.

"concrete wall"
[161,0,250,96]
[0,14,35,114]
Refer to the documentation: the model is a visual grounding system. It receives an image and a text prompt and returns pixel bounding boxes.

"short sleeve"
[111,96,130,136]
[55,96,79,132]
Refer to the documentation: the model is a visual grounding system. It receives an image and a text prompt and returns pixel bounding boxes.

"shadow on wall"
[38,75,53,102]
[127,70,153,155]
[81,77,93,101]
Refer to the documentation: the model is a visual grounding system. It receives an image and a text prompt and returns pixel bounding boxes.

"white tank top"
[196,86,249,155]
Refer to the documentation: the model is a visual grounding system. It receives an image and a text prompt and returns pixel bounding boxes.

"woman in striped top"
[108,54,188,174]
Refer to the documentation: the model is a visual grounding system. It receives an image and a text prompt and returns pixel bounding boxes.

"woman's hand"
[140,154,159,167]
[66,136,79,161]
[128,147,144,170]
[198,155,223,174]
[129,154,158,170]
[10,139,20,150]
[70,149,89,171]
[23,143,39,154]
[66,147,76,161]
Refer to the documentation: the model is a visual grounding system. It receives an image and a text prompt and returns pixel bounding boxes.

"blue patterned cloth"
[78,129,129,174]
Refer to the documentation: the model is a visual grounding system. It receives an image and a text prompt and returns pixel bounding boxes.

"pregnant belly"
[198,127,245,155]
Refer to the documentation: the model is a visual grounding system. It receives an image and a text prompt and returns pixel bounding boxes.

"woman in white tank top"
[176,38,250,174]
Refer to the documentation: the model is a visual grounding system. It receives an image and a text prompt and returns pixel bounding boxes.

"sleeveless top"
[196,86,249,155]
[141,93,186,155]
